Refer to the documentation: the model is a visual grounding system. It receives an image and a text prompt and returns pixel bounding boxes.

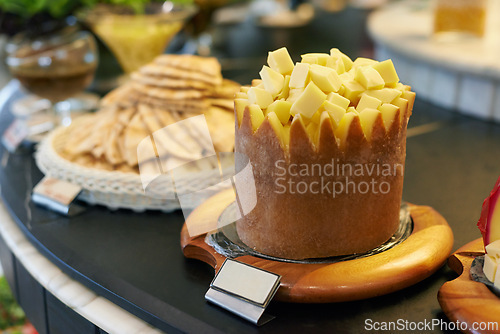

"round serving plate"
[438,238,500,333]
[35,120,232,212]
[181,188,454,303]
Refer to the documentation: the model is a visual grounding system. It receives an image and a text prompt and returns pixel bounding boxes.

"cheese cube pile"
[235,47,415,148]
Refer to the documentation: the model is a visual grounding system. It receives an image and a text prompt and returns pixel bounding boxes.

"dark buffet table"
[1,6,500,334]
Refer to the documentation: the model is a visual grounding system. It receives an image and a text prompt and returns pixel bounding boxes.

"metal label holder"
[205,259,281,325]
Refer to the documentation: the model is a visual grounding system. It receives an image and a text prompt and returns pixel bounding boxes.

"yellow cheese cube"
[359,108,382,141]
[287,88,305,104]
[320,110,330,126]
[339,71,354,82]
[373,59,399,86]
[353,57,378,68]
[334,112,356,147]
[402,90,416,112]
[267,47,295,75]
[277,75,291,100]
[266,111,284,142]
[322,100,346,128]
[486,240,500,258]
[267,100,292,125]
[484,254,497,282]
[306,121,319,143]
[248,87,274,109]
[240,86,250,93]
[392,97,409,121]
[330,48,353,71]
[252,79,262,87]
[326,56,345,74]
[290,82,327,119]
[236,92,248,99]
[378,103,399,131]
[357,94,382,112]
[327,92,350,110]
[259,65,284,97]
[310,64,342,93]
[249,104,265,131]
[301,53,330,66]
[235,98,249,126]
[310,110,322,124]
[355,66,385,90]
[347,106,358,114]
[289,62,310,89]
[363,88,402,103]
[301,55,317,65]
[342,80,365,103]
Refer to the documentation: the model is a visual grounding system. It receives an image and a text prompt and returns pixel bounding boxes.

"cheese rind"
[290,82,327,119]
[267,47,295,75]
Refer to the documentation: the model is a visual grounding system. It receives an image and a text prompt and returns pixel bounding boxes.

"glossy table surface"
[1,7,500,334]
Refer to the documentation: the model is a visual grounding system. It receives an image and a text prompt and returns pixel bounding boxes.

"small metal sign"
[205,259,281,325]
[32,176,84,216]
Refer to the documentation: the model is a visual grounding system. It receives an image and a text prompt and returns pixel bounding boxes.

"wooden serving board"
[181,189,454,303]
[438,238,500,333]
